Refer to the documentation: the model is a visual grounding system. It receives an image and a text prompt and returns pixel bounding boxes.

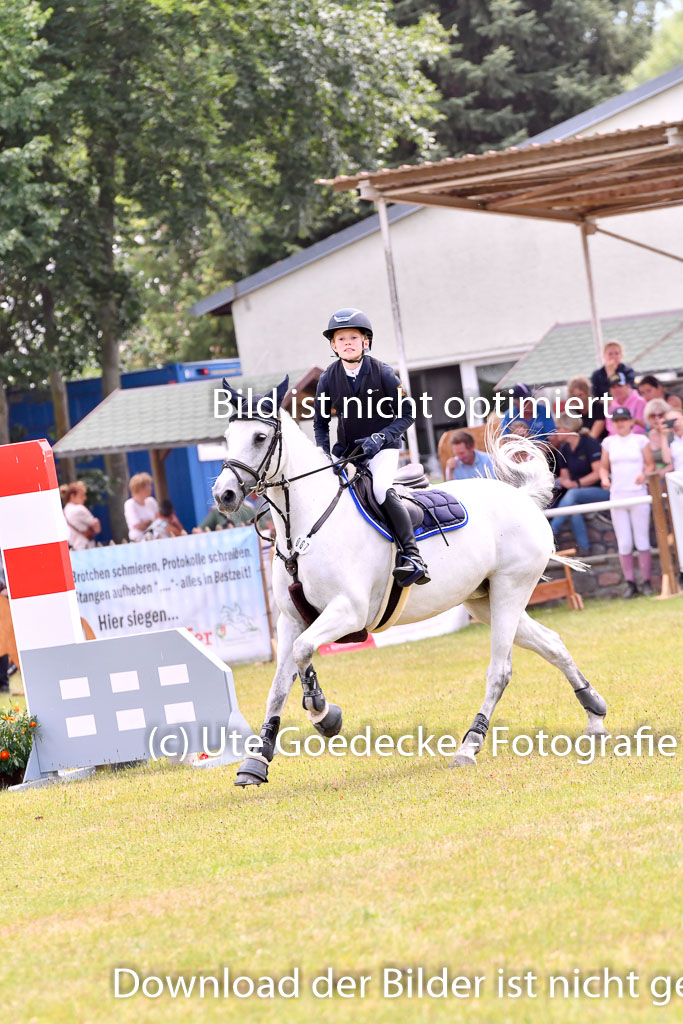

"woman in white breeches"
[366,447,400,504]
[600,407,655,597]
[609,503,651,555]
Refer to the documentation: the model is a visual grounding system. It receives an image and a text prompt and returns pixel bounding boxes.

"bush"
[0,705,38,784]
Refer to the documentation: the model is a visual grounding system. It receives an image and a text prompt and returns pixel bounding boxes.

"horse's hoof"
[585,712,610,738]
[234,757,269,787]
[449,748,478,767]
[313,703,343,738]
[234,774,263,787]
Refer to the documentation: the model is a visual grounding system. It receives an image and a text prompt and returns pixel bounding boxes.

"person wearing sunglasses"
[643,398,673,478]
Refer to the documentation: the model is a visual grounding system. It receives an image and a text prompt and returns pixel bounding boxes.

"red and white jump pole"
[0,441,82,687]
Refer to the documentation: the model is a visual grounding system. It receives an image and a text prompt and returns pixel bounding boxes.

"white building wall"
[232,81,683,379]
[584,80,683,135]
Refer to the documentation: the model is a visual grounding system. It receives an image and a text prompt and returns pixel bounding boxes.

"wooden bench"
[528,549,584,611]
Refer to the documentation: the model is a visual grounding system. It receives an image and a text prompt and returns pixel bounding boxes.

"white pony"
[212,380,608,787]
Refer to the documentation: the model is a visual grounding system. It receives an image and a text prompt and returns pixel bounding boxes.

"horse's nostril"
[221,489,236,506]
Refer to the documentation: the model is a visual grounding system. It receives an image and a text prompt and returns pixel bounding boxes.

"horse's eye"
[255,433,267,444]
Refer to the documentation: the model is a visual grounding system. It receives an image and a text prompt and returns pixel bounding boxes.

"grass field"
[1,597,682,1024]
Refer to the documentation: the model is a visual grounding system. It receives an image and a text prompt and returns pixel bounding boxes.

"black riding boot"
[381,488,431,586]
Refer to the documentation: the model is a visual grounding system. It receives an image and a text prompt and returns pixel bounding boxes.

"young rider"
[313,307,430,586]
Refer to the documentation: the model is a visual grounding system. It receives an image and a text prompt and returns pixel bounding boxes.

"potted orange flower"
[0,706,38,788]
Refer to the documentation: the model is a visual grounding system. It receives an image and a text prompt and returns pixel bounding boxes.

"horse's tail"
[486,425,555,510]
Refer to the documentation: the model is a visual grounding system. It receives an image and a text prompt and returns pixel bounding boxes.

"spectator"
[643,399,673,478]
[591,339,635,399]
[146,498,184,539]
[637,374,682,411]
[600,405,655,598]
[566,375,606,439]
[605,372,646,435]
[202,493,259,532]
[124,472,159,542]
[549,414,607,556]
[501,419,533,463]
[501,382,556,441]
[444,430,494,481]
[665,410,683,472]
[197,507,232,531]
[63,481,101,550]
[506,420,530,438]
[198,492,258,530]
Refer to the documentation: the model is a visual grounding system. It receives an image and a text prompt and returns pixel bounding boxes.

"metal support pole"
[149,448,170,504]
[594,226,683,265]
[647,473,680,598]
[376,198,419,463]
[580,222,603,364]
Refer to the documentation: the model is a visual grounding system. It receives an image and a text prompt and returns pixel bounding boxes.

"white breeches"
[366,448,400,504]
[610,497,651,555]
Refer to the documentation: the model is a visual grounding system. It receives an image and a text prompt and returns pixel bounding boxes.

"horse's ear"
[222,377,243,415]
[275,375,290,410]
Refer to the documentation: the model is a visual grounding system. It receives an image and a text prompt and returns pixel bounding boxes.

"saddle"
[348,465,468,542]
[288,464,468,647]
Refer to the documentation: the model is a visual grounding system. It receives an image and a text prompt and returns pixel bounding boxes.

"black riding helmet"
[323,308,373,348]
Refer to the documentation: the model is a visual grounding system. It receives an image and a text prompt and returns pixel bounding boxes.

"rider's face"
[331,329,368,362]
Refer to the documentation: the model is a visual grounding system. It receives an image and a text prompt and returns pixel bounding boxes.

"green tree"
[0,0,57,444]
[0,0,101,472]
[120,215,238,370]
[627,1,683,85]
[392,0,657,154]
[33,0,444,404]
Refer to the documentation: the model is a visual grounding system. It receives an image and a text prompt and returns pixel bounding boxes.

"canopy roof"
[497,308,683,389]
[52,370,314,458]
[321,120,683,223]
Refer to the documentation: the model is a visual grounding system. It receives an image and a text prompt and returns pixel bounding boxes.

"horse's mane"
[278,408,330,466]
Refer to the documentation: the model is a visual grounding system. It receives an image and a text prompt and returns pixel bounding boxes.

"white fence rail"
[545,494,652,518]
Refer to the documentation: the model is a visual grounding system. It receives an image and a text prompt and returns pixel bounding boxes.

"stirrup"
[392,555,431,588]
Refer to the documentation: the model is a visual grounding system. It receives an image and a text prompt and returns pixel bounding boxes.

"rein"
[220,413,363,580]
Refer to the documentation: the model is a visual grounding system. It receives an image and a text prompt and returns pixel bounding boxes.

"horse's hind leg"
[235,612,303,788]
[510,610,608,734]
[462,596,608,742]
[452,581,522,767]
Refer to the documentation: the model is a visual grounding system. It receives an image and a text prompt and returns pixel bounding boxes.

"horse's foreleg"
[292,595,368,740]
[452,584,522,767]
[235,612,303,788]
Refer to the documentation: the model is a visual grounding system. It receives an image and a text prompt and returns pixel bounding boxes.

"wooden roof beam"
[588,188,683,218]
[481,172,683,209]
[379,190,582,223]
[487,146,676,210]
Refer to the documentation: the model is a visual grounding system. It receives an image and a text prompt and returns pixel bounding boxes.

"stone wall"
[550,511,663,600]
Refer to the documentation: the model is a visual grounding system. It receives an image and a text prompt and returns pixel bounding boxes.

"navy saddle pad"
[347,471,468,543]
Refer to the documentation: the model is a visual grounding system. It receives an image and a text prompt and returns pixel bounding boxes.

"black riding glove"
[358,433,386,461]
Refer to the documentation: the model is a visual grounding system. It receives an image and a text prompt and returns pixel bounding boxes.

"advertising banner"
[70,528,272,665]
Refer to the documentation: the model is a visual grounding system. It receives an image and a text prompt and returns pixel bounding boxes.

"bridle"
[220,411,284,502]
[219,410,363,578]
